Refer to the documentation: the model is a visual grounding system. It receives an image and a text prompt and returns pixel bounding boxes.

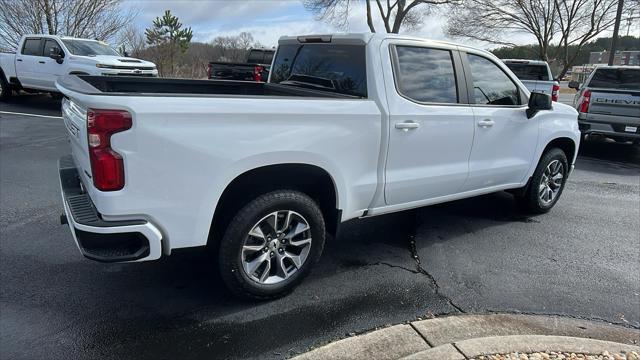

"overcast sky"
[121,0,619,49]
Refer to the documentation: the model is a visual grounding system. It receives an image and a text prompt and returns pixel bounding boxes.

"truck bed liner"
[56,75,355,98]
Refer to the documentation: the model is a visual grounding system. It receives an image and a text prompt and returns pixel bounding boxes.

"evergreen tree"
[145,10,193,76]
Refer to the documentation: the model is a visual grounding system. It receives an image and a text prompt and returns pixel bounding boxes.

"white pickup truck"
[0,35,157,98]
[503,59,560,102]
[56,33,580,300]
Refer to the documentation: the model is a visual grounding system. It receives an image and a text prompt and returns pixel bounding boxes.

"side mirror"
[123,51,129,57]
[568,81,580,90]
[526,92,552,119]
[49,49,63,64]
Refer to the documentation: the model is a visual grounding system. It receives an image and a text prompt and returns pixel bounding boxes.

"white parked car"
[0,35,157,98]
[503,59,560,102]
[56,33,580,299]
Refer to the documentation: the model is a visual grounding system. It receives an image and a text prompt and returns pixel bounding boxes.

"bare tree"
[553,0,618,78]
[304,0,460,33]
[212,32,257,62]
[446,0,557,60]
[116,24,146,57]
[446,0,619,78]
[0,0,137,51]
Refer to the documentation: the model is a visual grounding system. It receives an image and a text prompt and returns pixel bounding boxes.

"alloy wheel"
[241,210,312,284]
[539,159,564,205]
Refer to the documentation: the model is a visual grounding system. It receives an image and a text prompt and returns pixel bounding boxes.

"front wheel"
[218,190,326,300]
[517,148,569,214]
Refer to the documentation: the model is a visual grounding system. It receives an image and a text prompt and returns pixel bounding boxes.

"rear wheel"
[517,148,568,214]
[0,73,12,99]
[218,190,326,300]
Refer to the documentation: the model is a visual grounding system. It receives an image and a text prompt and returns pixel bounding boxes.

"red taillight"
[253,65,263,82]
[87,109,132,191]
[207,63,212,79]
[552,84,560,102]
[578,89,591,113]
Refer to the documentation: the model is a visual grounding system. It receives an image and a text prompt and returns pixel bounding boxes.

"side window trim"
[390,44,469,106]
[21,37,43,56]
[461,51,527,107]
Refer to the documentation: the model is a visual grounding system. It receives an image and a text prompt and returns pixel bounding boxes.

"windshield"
[505,63,551,81]
[588,68,640,90]
[270,44,367,97]
[61,39,120,56]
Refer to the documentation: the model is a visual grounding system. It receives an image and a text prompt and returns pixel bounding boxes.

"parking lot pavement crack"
[365,261,424,274]
[408,233,467,314]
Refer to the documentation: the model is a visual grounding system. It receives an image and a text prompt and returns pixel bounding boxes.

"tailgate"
[61,97,92,180]
[589,89,640,119]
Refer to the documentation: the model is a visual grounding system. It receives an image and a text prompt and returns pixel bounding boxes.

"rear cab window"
[588,68,640,90]
[505,63,551,81]
[21,38,43,56]
[270,44,367,98]
[247,50,275,64]
[392,46,459,104]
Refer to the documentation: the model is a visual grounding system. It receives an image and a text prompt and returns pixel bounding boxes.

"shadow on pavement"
[576,138,640,175]
[0,93,62,117]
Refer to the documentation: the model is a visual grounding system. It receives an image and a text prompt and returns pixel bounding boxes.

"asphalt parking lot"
[1,95,639,360]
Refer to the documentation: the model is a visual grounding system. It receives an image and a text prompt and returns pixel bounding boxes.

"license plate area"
[624,126,637,133]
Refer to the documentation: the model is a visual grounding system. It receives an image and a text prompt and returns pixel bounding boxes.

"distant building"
[589,50,640,66]
[570,65,598,83]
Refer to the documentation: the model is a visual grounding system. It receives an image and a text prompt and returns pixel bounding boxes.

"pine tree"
[145,10,193,76]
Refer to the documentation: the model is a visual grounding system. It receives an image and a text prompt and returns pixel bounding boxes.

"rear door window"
[505,63,550,81]
[588,68,640,90]
[21,38,42,56]
[270,44,367,97]
[393,46,458,104]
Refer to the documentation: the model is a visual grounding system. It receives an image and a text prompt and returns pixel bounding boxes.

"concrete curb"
[291,314,640,360]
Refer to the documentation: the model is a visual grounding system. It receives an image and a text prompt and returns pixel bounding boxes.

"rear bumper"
[578,113,640,140]
[58,155,162,262]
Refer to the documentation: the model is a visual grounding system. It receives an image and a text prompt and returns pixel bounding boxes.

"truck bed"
[56,75,355,98]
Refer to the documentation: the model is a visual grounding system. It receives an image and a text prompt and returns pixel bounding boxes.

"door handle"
[478,119,495,128]
[395,121,420,131]
[38,61,45,64]
[16,59,22,62]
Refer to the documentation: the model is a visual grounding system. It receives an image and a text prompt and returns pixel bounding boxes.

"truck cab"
[0,35,157,98]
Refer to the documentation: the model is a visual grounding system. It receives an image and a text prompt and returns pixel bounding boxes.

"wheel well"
[209,164,340,247]
[544,137,576,164]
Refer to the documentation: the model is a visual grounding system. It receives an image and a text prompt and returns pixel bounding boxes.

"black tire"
[0,72,12,99]
[218,190,326,300]
[517,148,569,214]
[580,132,587,144]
